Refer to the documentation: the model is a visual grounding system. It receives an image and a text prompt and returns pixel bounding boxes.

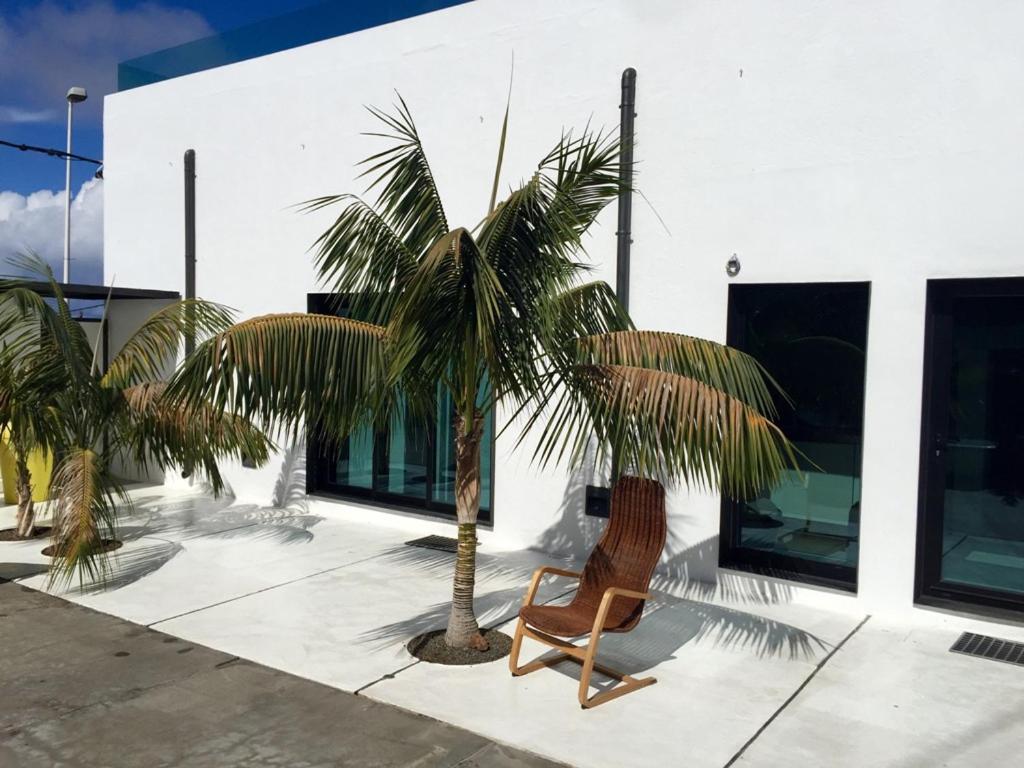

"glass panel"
[939,296,1024,596]
[117,1,470,90]
[727,284,869,582]
[330,423,374,489]
[309,293,494,518]
[432,378,493,512]
[377,397,428,500]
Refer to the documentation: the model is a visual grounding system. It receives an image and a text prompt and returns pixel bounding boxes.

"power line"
[0,138,102,165]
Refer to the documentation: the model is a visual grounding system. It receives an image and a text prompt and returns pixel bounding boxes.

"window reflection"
[723,283,870,586]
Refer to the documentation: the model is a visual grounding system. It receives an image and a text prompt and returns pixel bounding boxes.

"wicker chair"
[509,476,667,708]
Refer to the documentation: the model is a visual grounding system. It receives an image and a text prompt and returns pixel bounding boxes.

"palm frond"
[576,331,785,417]
[388,228,507,408]
[531,364,796,499]
[535,126,623,257]
[121,381,272,494]
[47,446,128,588]
[166,313,390,443]
[2,254,94,386]
[301,194,417,323]
[360,94,449,255]
[101,299,235,390]
[539,282,633,354]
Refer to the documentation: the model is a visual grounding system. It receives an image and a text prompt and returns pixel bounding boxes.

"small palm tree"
[0,344,61,538]
[170,97,795,650]
[0,256,271,585]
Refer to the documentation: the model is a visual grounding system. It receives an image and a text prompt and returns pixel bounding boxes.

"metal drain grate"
[405,535,459,553]
[950,632,1024,666]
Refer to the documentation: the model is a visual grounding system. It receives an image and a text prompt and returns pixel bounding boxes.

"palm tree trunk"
[444,412,488,651]
[14,456,35,539]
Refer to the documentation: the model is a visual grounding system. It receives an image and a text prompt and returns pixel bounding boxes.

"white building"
[104,0,1024,623]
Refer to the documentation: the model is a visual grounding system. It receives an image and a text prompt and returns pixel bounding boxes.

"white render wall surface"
[104,0,1024,619]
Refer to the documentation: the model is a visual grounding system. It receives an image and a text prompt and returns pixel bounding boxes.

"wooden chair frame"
[508,566,657,709]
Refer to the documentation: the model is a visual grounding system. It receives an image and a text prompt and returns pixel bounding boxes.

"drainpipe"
[616,68,636,312]
[184,149,196,356]
[590,68,637,513]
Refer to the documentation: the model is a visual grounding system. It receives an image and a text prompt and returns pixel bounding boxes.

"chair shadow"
[525,592,830,692]
[508,470,837,687]
[359,535,826,670]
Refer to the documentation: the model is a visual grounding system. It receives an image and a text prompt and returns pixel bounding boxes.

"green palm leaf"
[102,299,236,390]
[121,381,272,494]
[360,94,449,254]
[168,313,391,443]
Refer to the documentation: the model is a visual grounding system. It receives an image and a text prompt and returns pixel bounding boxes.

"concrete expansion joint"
[722,614,872,767]
[354,660,422,695]
[145,551,386,628]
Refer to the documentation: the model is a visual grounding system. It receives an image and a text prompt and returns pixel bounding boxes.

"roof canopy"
[19,282,180,302]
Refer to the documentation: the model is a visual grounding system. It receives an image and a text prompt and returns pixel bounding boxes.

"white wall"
[104,0,1024,618]
[105,298,179,483]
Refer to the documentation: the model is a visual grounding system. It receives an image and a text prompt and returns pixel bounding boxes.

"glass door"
[918,279,1024,613]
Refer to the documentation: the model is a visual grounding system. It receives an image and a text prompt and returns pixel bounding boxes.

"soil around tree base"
[41,539,123,557]
[0,526,53,542]
[407,628,513,665]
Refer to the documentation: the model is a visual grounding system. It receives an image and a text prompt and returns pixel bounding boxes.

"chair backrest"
[575,476,667,631]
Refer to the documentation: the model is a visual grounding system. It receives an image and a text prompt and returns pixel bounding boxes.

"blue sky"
[0,1,314,282]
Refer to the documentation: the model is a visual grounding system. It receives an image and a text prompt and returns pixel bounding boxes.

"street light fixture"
[63,86,87,284]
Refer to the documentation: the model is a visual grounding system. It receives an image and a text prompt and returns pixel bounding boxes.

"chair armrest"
[521,566,582,607]
[590,587,653,633]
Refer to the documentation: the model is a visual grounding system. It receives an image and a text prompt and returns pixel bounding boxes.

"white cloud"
[0,179,104,284]
[0,106,58,124]
[0,1,212,124]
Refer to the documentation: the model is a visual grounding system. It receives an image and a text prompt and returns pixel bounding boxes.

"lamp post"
[63,86,87,284]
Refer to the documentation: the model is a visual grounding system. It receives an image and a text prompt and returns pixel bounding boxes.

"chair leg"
[577,633,600,707]
[579,668,658,709]
[510,620,656,708]
[510,619,574,676]
[508,617,526,676]
[577,631,657,708]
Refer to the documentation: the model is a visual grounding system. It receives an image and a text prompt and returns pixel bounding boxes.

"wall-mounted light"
[726,254,741,277]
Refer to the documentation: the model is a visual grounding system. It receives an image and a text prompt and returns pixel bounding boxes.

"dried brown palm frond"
[47,447,128,588]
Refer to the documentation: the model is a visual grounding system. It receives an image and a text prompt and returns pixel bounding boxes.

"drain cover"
[950,632,1024,666]
[405,535,459,553]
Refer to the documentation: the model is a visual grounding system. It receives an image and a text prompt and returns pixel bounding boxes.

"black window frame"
[304,293,495,525]
[718,281,872,592]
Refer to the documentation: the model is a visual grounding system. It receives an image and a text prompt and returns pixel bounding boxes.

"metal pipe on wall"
[184,148,196,356]
[616,67,636,312]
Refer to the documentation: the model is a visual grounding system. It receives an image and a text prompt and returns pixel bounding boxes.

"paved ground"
[0,579,562,768]
[3,488,1023,767]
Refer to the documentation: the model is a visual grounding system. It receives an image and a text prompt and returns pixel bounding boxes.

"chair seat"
[520,601,639,638]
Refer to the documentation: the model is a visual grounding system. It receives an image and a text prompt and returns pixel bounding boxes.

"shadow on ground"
[359,469,827,667]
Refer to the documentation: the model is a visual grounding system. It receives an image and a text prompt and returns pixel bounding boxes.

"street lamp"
[63,86,87,284]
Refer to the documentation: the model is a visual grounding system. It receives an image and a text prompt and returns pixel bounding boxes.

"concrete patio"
[2,486,1022,767]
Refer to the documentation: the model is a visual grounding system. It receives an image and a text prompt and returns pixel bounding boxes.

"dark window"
[917,278,1024,616]
[305,294,494,522]
[720,282,870,590]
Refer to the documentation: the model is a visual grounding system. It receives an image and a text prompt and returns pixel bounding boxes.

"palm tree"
[0,256,271,585]
[170,97,795,651]
[0,343,61,538]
